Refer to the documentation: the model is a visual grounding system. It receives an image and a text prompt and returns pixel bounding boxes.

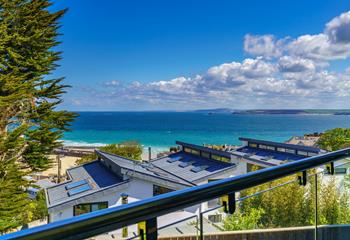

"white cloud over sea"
[71,10,350,110]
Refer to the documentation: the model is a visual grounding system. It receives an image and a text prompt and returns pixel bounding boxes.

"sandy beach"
[39,146,163,180]
[41,154,80,177]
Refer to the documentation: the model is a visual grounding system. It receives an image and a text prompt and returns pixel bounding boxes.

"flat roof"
[239,137,322,153]
[46,161,126,207]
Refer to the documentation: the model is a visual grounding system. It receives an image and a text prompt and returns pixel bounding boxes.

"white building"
[45,138,332,238]
[45,141,241,236]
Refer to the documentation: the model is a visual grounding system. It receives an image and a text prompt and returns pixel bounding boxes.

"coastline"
[42,144,169,178]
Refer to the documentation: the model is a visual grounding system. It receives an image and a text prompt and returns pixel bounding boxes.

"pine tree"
[0,0,75,232]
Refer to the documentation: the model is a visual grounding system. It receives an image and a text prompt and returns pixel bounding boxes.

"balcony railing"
[2,147,350,240]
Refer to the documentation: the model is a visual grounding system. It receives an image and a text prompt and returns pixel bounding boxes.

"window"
[277,147,286,152]
[297,150,308,156]
[247,163,263,172]
[211,154,230,162]
[308,152,318,157]
[191,149,200,155]
[285,148,296,154]
[74,202,108,216]
[184,147,200,155]
[259,145,267,149]
[201,151,210,159]
[153,185,173,196]
[335,168,347,174]
[184,147,191,153]
[211,154,221,161]
[266,146,275,151]
[248,143,257,148]
[221,156,231,163]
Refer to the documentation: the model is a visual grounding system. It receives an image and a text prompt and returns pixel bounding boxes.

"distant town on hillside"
[191,109,350,115]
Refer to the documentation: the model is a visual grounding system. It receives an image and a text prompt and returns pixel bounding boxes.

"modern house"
[230,137,325,171]
[45,141,240,223]
[44,138,330,238]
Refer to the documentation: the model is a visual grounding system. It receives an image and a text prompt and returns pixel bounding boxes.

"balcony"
[2,147,350,240]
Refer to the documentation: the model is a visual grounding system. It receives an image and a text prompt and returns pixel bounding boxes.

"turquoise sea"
[63,112,350,151]
[63,112,350,150]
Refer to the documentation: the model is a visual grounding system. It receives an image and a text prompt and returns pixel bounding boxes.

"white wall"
[49,178,155,222]
[49,191,121,222]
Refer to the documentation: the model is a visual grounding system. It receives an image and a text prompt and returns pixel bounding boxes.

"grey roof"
[46,161,126,207]
[46,143,237,208]
[97,151,194,186]
[97,148,236,185]
[231,150,278,167]
[151,152,236,183]
[239,137,322,153]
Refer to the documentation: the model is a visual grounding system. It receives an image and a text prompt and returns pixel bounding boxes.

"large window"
[285,148,296,154]
[74,202,108,216]
[201,151,210,159]
[248,143,258,148]
[297,150,308,156]
[277,147,286,152]
[184,147,192,153]
[211,154,230,162]
[266,146,275,151]
[153,185,174,196]
[184,147,200,156]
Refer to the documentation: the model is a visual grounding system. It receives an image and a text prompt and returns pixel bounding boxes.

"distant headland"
[191,109,350,115]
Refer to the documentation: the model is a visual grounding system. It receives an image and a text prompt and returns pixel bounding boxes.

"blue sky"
[52,1,350,111]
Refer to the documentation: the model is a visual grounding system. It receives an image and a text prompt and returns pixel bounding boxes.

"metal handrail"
[3,147,350,240]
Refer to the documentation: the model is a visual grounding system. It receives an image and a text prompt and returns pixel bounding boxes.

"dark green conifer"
[0,0,75,232]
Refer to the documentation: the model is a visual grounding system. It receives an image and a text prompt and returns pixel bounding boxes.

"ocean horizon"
[62,112,350,152]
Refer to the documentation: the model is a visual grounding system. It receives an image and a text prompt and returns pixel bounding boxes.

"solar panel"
[191,165,209,173]
[65,180,88,190]
[67,184,91,196]
[167,156,183,163]
[179,162,191,168]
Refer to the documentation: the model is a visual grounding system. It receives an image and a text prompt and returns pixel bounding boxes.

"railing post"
[138,218,157,240]
[298,171,307,186]
[326,162,335,175]
[315,174,318,240]
[199,212,203,240]
[220,192,236,214]
[121,193,129,238]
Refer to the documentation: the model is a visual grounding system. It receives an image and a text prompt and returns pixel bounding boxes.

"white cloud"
[244,34,286,58]
[74,10,350,110]
[278,56,315,73]
[326,11,350,44]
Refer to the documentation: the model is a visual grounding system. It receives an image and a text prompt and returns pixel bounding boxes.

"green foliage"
[224,173,350,230]
[238,175,310,228]
[77,141,143,165]
[0,162,31,233]
[0,0,75,232]
[223,208,265,231]
[316,128,350,151]
[31,189,48,221]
